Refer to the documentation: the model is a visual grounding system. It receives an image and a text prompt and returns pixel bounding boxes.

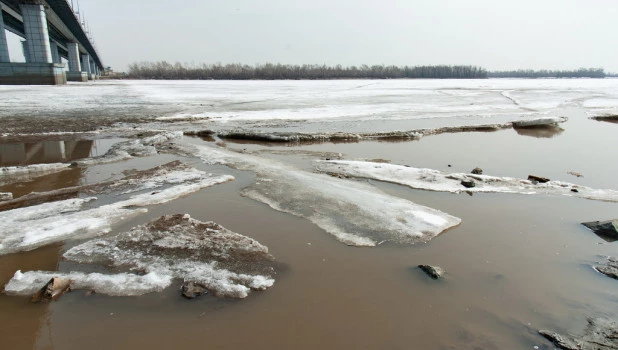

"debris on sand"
[0,192,12,201]
[582,219,618,242]
[471,167,483,175]
[594,257,618,280]
[316,160,618,203]
[590,115,618,124]
[181,282,209,299]
[528,175,550,184]
[418,265,444,279]
[539,318,618,350]
[30,277,72,302]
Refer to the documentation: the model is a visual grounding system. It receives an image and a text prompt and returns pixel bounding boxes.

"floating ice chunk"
[193,145,461,246]
[76,131,182,166]
[0,174,233,255]
[0,192,12,201]
[64,214,276,298]
[4,270,172,297]
[316,160,618,202]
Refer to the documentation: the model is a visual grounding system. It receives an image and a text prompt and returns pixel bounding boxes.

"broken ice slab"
[316,160,618,203]
[63,214,276,298]
[194,145,461,247]
[0,170,234,255]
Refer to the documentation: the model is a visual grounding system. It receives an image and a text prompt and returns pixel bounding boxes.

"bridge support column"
[0,5,66,85]
[81,53,92,80]
[66,42,87,82]
[0,11,10,63]
[50,41,61,64]
[20,4,53,63]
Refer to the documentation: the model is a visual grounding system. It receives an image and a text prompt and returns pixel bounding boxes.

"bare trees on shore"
[126,62,608,80]
[127,62,488,80]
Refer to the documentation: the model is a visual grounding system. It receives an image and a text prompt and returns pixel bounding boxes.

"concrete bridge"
[0,0,103,84]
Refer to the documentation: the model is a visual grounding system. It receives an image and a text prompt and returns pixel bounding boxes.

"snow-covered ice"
[192,144,461,246]
[4,270,172,297]
[55,214,274,298]
[0,173,234,255]
[316,160,618,202]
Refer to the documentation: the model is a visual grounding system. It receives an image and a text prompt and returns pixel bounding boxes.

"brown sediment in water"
[0,110,616,349]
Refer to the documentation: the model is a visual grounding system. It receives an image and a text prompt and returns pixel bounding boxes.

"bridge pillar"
[50,41,61,64]
[0,11,10,63]
[20,4,53,63]
[66,42,87,81]
[21,41,30,62]
[81,53,92,80]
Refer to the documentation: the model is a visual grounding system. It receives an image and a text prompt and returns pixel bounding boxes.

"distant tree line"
[488,68,606,78]
[127,62,488,80]
[126,62,610,80]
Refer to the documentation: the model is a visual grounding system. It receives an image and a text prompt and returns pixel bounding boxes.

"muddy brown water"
[1,109,617,349]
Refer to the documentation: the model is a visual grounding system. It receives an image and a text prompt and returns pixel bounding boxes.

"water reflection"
[0,140,95,166]
[513,125,564,138]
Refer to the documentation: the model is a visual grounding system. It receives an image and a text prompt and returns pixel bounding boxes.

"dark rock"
[595,257,618,280]
[528,175,550,183]
[69,162,79,168]
[582,219,618,242]
[570,188,579,193]
[461,180,476,188]
[539,318,618,350]
[418,265,444,279]
[471,167,483,175]
[31,277,72,302]
[181,282,209,299]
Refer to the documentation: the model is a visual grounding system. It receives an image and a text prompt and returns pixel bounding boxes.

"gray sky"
[10,0,618,72]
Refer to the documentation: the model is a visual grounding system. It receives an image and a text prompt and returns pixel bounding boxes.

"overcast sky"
[9,0,618,72]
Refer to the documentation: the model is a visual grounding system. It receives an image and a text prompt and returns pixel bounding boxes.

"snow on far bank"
[192,144,461,247]
[1,214,276,298]
[316,160,618,202]
[0,173,234,256]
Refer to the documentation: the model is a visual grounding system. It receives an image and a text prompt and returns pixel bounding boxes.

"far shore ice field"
[1,79,617,350]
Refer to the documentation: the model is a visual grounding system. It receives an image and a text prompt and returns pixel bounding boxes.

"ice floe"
[192,144,461,246]
[4,270,172,297]
[10,214,276,298]
[0,171,234,255]
[316,160,618,202]
[0,192,12,201]
[76,131,182,166]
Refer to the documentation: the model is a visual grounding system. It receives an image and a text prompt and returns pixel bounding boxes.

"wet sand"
[1,86,617,349]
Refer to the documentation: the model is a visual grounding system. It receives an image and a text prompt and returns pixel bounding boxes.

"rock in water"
[539,318,618,350]
[181,282,209,299]
[582,219,618,242]
[461,180,476,188]
[471,167,483,175]
[31,277,72,302]
[528,175,550,183]
[418,265,444,279]
[595,257,618,280]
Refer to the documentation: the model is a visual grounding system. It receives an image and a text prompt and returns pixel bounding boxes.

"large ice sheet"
[193,145,461,246]
[316,160,618,202]
[0,174,234,255]
[60,214,276,298]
